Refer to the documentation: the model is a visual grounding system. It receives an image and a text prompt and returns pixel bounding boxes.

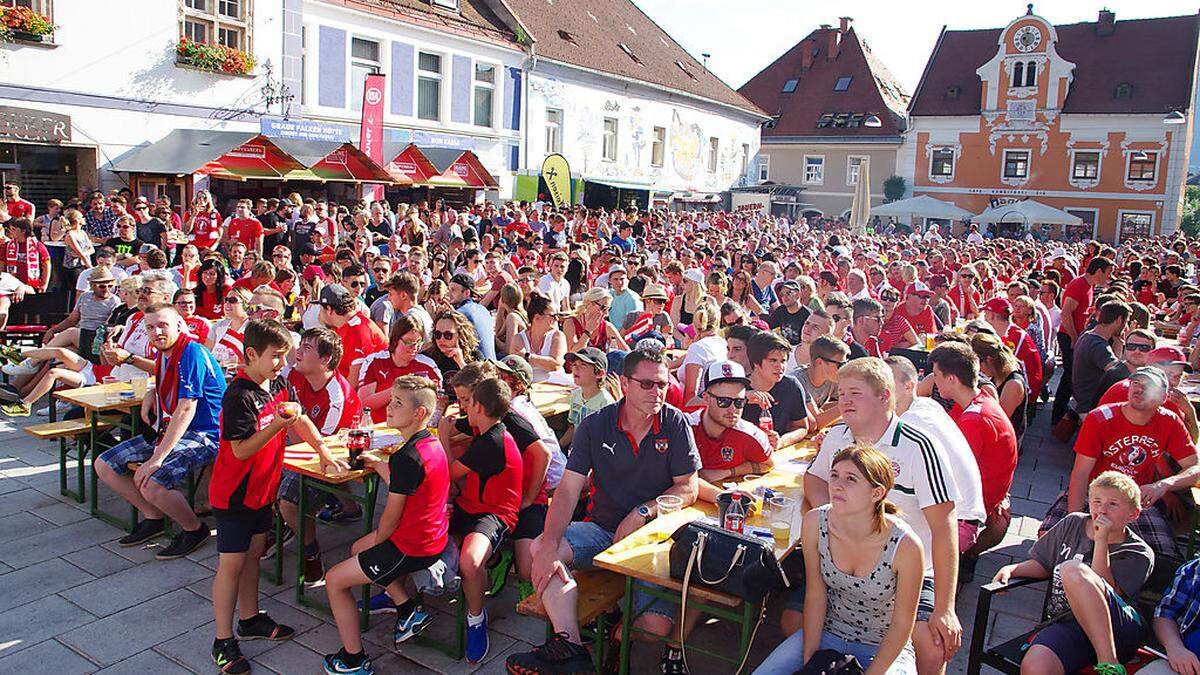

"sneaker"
[261,525,295,560]
[302,553,325,585]
[660,646,688,674]
[465,611,489,664]
[118,518,165,547]
[506,633,595,674]
[0,383,21,403]
[2,358,39,376]
[317,502,363,523]
[322,650,375,675]
[359,591,397,615]
[156,524,210,559]
[212,638,251,675]
[237,612,295,641]
[0,401,30,417]
[393,603,433,645]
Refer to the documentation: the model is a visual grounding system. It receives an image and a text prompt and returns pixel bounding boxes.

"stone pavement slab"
[0,638,97,674]
[61,557,212,617]
[0,594,98,659]
[0,557,95,613]
[0,516,124,567]
[59,588,212,666]
[93,648,193,675]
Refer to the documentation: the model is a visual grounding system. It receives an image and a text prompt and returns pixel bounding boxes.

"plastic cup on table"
[656,494,683,516]
[768,496,797,547]
[130,376,148,399]
[102,376,120,403]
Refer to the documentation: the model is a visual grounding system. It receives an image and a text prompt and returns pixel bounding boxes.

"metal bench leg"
[967,585,996,675]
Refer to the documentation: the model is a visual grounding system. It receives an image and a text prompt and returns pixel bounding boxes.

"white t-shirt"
[538,274,570,309]
[510,394,566,489]
[76,265,131,292]
[111,312,154,382]
[900,398,986,524]
[811,413,961,574]
[678,334,728,379]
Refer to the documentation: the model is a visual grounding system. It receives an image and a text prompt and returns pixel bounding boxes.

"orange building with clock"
[900,6,1200,242]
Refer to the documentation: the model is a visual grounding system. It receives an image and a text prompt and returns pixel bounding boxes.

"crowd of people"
[1,182,1200,675]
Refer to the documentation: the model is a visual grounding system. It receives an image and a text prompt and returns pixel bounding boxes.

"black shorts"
[214,506,273,554]
[450,506,509,552]
[77,329,103,365]
[357,539,441,587]
[1028,583,1147,672]
[511,503,548,541]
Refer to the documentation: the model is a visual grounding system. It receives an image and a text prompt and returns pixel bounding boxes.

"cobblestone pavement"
[0,399,1069,674]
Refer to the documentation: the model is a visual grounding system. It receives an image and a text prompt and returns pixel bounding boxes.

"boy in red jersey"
[210,319,346,674]
[446,364,523,664]
[322,375,449,675]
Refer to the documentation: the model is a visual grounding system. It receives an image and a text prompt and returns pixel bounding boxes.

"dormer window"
[618,43,642,66]
[557,30,577,45]
[676,60,696,81]
[833,76,852,92]
[431,0,458,10]
[945,85,961,100]
[782,79,798,93]
[1114,82,1134,100]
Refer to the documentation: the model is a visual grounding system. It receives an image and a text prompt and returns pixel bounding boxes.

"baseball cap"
[565,347,608,372]
[929,274,949,289]
[700,360,751,391]
[317,283,353,309]
[1130,366,1170,390]
[608,264,627,276]
[365,245,381,257]
[494,355,533,387]
[981,297,1013,316]
[302,264,325,282]
[1147,346,1189,367]
[905,281,934,298]
[777,279,801,292]
[683,268,705,285]
[449,272,478,294]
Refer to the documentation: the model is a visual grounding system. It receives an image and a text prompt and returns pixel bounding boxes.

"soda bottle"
[91,325,107,357]
[724,494,746,534]
[347,407,372,470]
[758,407,774,433]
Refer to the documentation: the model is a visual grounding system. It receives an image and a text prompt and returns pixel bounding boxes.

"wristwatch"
[637,504,653,523]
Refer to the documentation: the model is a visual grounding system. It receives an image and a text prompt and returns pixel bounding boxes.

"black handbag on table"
[668,519,788,604]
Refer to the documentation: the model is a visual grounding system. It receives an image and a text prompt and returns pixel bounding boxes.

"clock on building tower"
[1013,25,1041,52]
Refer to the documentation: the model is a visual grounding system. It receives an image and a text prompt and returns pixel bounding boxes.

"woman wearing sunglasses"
[206,286,253,368]
[565,287,628,354]
[422,309,481,402]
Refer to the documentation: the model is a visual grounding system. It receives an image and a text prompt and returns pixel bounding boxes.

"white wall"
[524,61,762,194]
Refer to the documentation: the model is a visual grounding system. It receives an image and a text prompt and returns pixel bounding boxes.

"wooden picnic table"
[592,442,818,674]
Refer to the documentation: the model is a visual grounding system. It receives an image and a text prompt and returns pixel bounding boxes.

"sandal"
[236,612,295,641]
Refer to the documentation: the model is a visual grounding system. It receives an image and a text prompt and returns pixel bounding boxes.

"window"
[417,51,442,121]
[758,155,770,182]
[782,79,798,93]
[300,25,307,105]
[557,30,577,45]
[431,0,459,9]
[651,126,666,167]
[349,37,380,111]
[545,108,563,154]
[1003,149,1030,179]
[708,137,719,173]
[741,143,749,177]
[473,63,495,127]
[1024,61,1036,87]
[2,0,53,15]
[1072,151,1100,180]
[804,156,824,185]
[834,76,852,92]
[179,0,250,52]
[1011,62,1024,88]
[1114,83,1133,100]
[676,60,696,80]
[1128,152,1157,182]
[847,156,865,186]
[931,148,955,177]
[602,117,618,161]
[1118,212,1153,241]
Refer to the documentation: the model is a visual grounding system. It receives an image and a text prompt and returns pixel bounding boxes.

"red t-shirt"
[1074,403,1196,485]
[1097,379,1188,420]
[388,431,451,557]
[1,238,50,287]
[947,285,981,318]
[950,391,1018,513]
[334,312,388,379]
[196,285,228,320]
[893,303,937,336]
[1061,276,1093,336]
[226,217,263,249]
[187,209,222,250]
[5,199,33,219]
[686,412,772,471]
[211,374,294,511]
[878,313,915,353]
[455,421,524,531]
[286,369,362,435]
[183,316,211,343]
[1000,323,1043,396]
[357,350,442,423]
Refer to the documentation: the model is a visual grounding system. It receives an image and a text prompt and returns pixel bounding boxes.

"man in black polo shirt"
[767,280,810,346]
[507,348,700,674]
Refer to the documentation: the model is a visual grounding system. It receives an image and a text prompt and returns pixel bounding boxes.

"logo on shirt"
[720,445,734,463]
[311,404,322,418]
[602,442,616,455]
[654,438,669,454]
[890,459,901,478]
[259,413,275,431]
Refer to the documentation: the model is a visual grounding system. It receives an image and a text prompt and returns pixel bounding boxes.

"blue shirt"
[174,340,227,437]
[456,299,497,361]
[609,289,642,328]
[611,234,635,253]
[1157,557,1200,638]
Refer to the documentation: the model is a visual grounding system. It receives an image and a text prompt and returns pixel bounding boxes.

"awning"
[972,199,1083,226]
[272,138,401,184]
[110,129,307,180]
[585,177,655,192]
[382,144,497,188]
[872,195,974,220]
[672,191,720,203]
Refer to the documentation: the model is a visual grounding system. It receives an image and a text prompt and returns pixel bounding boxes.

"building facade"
[900,8,1200,242]
[738,18,910,220]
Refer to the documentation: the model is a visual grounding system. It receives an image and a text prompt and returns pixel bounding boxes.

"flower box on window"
[175,38,256,76]
[0,6,55,43]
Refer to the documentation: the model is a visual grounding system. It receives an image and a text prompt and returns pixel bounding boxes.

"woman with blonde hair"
[62,209,95,292]
[206,285,254,366]
[677,298,726,400]
[184,189,222,252]
[706,269,728,305]
[755,444,921,675]
[970,332,1028,439]
[670,269,705,337]
[730,270,765,315]
[495,283,528,356]
[565,287,628,352]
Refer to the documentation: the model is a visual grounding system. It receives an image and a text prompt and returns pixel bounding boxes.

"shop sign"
[0,106,71,144]
[411,130,474,150]
[227,142,267,159]
[389,161,418,175]
[260,117,352,142]
[452,162,470,177]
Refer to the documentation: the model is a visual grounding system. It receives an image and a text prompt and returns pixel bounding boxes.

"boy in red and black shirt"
[322,375,450,674]
[445,365,523,664]
[210,319,346,675]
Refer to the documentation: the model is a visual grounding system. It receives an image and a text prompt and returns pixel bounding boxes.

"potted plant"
[0,6,56,43]
[176,38,256,76]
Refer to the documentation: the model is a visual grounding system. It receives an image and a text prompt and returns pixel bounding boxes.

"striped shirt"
[810,415,960,574]
[1156,556,1200,637]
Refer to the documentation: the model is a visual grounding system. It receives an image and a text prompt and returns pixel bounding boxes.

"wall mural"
[670,109,703,181]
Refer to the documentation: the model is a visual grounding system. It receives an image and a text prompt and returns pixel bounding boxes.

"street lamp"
[864,114,883,128]
[1164,110,1187,125]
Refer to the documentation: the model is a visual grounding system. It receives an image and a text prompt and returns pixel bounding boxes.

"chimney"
[1097,8,1115,36]
[824,25,839,60]
[801,38,814,69]
[839,17,852,35]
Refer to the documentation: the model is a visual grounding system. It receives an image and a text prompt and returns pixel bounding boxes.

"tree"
[883,175,906,202]
[1181,185,1200,238]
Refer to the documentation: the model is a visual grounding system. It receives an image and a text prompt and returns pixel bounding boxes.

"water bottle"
[91,325,107,357]
[758,407,774,433]
[723,494,746,534]
[347,407,372,470]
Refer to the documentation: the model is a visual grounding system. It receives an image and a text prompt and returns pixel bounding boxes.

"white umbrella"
[848,158,871,234]
[871,194,974,220]
[972,199,1083,226]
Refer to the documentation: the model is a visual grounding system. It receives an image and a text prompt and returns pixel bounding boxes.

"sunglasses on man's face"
[818,355,849,367]
[708,394,747,409]
[628,376,669,391]
[1125,343,1154,352]
[372,268,389,275]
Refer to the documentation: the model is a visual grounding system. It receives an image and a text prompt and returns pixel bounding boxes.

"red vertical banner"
[358,73,387,202]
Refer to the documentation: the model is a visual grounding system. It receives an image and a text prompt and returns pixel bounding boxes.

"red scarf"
[5,238,40,282]
[155,334,195,425]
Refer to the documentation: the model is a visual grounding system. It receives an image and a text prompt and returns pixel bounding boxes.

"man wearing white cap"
[686,359,773,502]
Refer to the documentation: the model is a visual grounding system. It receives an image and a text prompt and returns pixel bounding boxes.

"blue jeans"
[565,521,673,619]
[752,628,916,675]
